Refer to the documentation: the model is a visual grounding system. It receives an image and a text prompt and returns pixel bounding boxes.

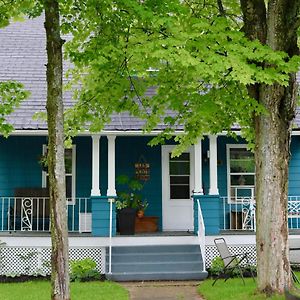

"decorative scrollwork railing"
[21,198,33,231]
[0,197,91,232]
[222,196,300,231]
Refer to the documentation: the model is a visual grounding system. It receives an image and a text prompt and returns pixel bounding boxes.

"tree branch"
[217,0,225,16]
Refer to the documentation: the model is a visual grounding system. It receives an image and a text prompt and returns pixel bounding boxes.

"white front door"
[162,145,194,231]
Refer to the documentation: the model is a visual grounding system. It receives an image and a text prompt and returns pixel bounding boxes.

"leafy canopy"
[59,1,300,153]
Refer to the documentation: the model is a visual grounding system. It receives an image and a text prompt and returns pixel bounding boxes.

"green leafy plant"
[209,256,225,276]
[115,175,144,210]
[38,154,48,169]
[70,258,100,282]
[137,199,149,212]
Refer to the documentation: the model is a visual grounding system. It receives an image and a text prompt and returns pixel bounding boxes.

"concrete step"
[106,252,202,263]
[105,244,207,281]
[110,244,200,254]
[110,261,203,273]
[106,270,208,281]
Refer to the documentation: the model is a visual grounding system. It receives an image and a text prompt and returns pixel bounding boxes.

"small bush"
[209,256,257,278]
[209,256,224,276]
[70,258,100,282]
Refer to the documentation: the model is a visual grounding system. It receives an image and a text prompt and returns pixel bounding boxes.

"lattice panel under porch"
[0,247,105,275]
[205,244,257,268]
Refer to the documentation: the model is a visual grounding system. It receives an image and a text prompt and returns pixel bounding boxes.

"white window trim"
[226,144,255,204]
[42,144,76,205]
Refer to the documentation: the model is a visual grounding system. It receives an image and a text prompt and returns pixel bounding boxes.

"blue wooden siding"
[201,136,247,232]
[193,195,221,235]
[0,136,47,196]
[115,136,162,230]
[0,136,93,231]
[92,196,116,236]
[74,137,92,197]
[1,134,300,234]
[289,136,300,195]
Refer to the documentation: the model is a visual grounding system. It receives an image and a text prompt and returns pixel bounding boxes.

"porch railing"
[222,196,300,231]
[196,199,206,272]
[0,197,91,233]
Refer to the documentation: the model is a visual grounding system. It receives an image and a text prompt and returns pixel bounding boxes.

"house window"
[42,145,76,204]
[227,145,255,202]
[169,153,190,199]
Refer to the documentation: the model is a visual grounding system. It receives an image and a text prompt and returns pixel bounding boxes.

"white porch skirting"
[0,234,297,275]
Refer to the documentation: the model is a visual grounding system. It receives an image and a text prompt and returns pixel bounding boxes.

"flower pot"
[137,210,144,218]
[117,207,136,235]
[42,165,48,172]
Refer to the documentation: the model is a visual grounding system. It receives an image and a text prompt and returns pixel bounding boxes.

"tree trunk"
[241,0,300,295]
[255,82,295,294]
[44,1,70,299]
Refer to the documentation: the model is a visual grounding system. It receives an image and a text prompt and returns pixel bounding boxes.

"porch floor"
[117,231,195,237]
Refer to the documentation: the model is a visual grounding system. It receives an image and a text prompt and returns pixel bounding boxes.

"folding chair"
[289,238,300,284]
[212,238,255,286]
[285,287,300,300]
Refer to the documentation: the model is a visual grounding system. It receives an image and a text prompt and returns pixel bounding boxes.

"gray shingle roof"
[0,16,300,132]
[0,16,162,132]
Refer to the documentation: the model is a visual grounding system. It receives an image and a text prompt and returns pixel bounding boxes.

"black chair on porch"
[212,237,255,286]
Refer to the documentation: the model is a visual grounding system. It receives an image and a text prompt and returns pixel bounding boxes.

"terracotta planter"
[135,216,158,233]
[137,210,144,218]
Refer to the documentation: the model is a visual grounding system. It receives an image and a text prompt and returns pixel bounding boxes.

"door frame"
[161,145,195,231]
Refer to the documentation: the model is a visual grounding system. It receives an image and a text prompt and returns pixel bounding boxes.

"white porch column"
[209,135,219,195]
[91,135,101,196]
[107,135,117,196]
[194,139,203,195]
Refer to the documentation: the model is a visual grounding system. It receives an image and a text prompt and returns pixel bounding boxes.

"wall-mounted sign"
[135,156,150,181]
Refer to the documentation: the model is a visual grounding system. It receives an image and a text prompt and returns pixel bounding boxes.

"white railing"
[288,196,300,229]
[196,199,206,272]
[222,196,300,231]
[108,198,114,274]
[222,196,256,231]
[0,197,91,232]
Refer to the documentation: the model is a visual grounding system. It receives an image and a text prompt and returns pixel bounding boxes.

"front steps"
[105,244,208,281]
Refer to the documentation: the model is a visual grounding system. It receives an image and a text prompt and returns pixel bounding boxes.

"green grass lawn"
[198,272,300,300]
[0,281,129,300]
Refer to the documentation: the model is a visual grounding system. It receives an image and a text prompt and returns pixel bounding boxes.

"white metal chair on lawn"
[289,238,300,284]
[212,238,255,286]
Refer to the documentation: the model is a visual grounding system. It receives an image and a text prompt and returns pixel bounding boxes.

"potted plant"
[136,199,149,218]
[38,154,48,172]
[116,175,143,235]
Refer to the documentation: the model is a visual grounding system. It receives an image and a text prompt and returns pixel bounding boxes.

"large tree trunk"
[241,0,300,294]
[44,1,70,299]
[255,81,296,294]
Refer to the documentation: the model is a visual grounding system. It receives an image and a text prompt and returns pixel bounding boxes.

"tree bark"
[240,0,300,295]
[44,1,70,299]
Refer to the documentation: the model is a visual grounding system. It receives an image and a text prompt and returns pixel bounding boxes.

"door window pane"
[169,162,190,175]
[65,149,72,174]
[169,152,190,200]
[170,185,190,199]
[170,176,190,184]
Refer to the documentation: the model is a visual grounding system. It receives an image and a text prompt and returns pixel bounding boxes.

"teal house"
[0,16,299,281]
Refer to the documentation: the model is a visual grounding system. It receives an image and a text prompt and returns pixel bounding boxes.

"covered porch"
[0,133,300,236]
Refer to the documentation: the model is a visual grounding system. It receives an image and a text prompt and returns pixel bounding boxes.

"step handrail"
[108,198,113,274]
[197,198,206,272]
